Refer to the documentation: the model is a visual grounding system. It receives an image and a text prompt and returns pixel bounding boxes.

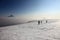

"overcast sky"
[0,0,60,19]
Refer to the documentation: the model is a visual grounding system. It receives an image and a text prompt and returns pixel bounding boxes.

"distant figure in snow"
[46,20,47,23]
[38,20,40,25]
[41,20,42,24]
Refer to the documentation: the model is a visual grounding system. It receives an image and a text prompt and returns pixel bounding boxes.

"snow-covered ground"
[0,19,60,40]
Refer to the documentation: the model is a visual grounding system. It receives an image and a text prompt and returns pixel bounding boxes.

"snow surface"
[0,20,60,40]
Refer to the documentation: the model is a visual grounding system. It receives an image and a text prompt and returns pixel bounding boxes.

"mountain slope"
[0,20,60,40]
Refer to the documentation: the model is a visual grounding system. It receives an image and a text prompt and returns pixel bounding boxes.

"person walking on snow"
[38,20,40,25]
[46,20,47,23]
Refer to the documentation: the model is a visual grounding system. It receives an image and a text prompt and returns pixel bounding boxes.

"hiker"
[38,20,40,25]
[46,20,47,23]
[41,20,42,24]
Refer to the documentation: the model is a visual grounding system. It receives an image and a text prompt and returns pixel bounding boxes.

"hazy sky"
[0,0,60,19]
